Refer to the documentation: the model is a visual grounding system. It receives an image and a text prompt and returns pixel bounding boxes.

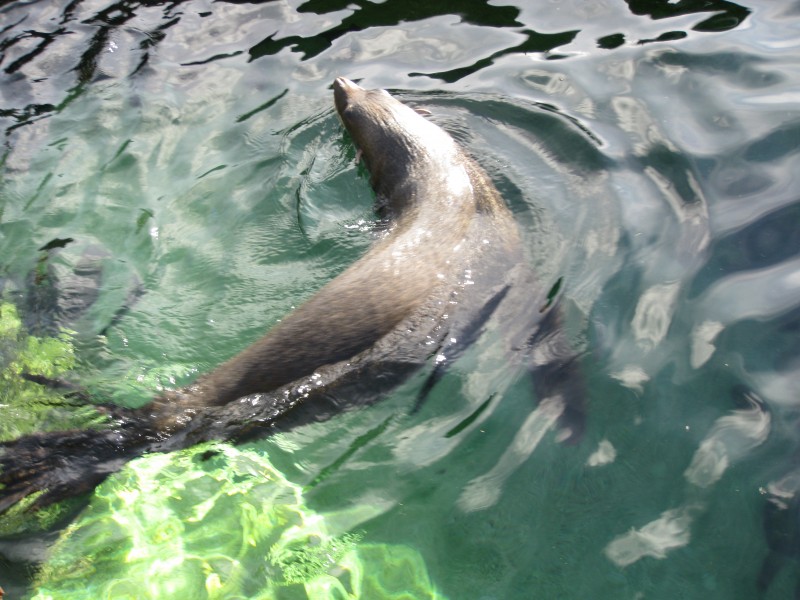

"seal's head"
[333,77,457,208]
[333,77,414,168]
[333,77,399,152]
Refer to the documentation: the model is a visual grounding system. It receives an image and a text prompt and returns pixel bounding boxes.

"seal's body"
[167,78,521,410]
[0,79,580,514]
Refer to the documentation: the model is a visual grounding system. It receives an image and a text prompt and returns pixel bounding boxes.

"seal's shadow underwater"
[0,78,585,515]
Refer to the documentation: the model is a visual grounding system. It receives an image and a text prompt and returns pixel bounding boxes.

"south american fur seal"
[0,77,583,514]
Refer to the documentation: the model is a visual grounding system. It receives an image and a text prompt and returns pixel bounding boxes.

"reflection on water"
[606,388,771,567]
[0,0,753,135]
[2,0,800,598]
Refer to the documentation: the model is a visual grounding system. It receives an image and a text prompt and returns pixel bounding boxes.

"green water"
[1,0,800,598]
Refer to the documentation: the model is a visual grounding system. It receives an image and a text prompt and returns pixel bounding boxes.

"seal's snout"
[333,77,363,115]
[334,77,361,93]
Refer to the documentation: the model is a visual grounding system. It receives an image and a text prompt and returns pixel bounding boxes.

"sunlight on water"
[1,0,799,598]
[29,443,442,599]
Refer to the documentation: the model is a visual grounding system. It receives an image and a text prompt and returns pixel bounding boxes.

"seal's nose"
[333,77,363,115]
[334,77,361,92]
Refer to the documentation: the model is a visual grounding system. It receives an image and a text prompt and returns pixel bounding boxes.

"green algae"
[29,442,445,600]
[0,300,107,443]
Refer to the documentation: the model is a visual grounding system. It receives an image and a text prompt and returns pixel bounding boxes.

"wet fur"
[0,78,575,514]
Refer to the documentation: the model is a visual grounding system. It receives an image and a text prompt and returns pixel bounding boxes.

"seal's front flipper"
[531,354,586,444]
[526,298,586,444]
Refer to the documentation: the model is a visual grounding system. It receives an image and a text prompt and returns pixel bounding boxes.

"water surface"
[1,0,799,598]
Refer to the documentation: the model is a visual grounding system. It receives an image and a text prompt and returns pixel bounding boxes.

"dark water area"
[1,0,800,598]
